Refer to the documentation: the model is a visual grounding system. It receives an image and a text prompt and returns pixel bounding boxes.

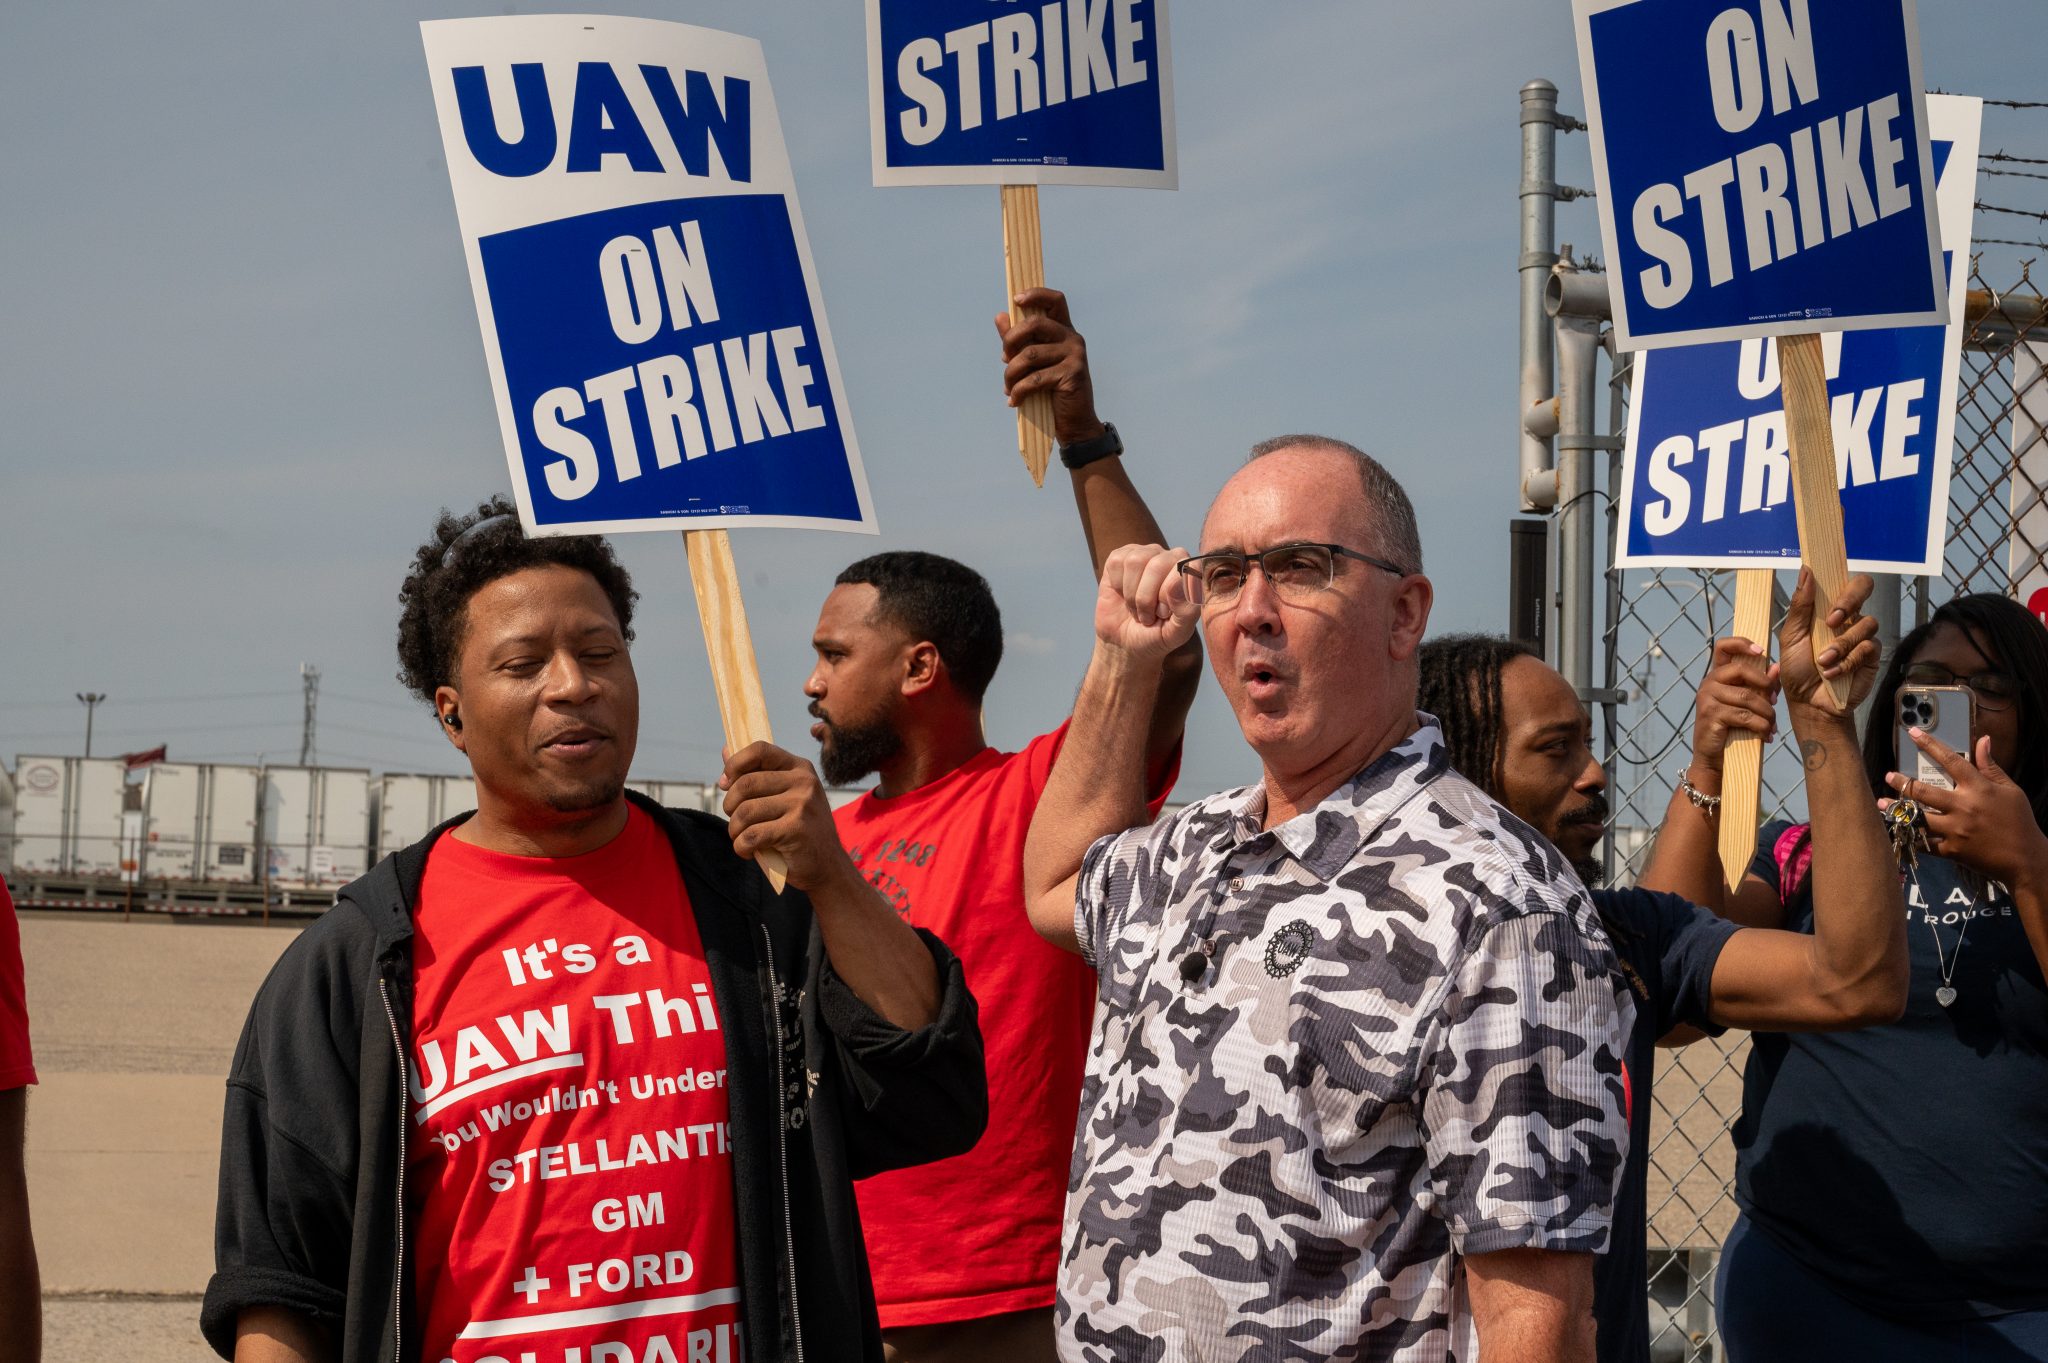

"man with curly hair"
[204,499,989,1363]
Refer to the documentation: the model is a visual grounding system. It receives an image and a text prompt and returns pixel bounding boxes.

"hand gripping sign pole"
[1719,568,1775,891]
[1001,185,1056,486]
[1710,348,1851,890]
[425,17,883,897]
[868,0,1176,487]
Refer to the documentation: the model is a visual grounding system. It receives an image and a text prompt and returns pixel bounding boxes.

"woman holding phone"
[1655,590,2048,1358]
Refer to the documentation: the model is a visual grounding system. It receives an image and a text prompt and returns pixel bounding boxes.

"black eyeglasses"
[1175,542,1410,604]
[1902,662,2018,712]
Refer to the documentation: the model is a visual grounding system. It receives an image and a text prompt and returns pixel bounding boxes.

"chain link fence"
[1593,258,2044,1358]
[1521,87,2048,1361]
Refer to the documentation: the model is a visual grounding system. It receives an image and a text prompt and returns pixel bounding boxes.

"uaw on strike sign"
[1575,0,1947,350]
[424,16,876,537]
[1617,94,1981,573]
[867,0,1175,187]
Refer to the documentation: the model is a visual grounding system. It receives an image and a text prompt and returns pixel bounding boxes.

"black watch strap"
[1058,422,1124,470]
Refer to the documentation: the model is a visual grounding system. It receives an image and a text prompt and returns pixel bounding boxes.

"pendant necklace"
[1919,885,1970,1008]
[1892,799,1970,1008]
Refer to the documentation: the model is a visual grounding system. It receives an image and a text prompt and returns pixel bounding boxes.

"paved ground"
[21,911,304,1361]
[42,1298,216,1363]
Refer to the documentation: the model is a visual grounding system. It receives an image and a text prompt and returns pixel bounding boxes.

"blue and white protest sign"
[1615,95,1980,573]
[867,0,1175,187]
[423,16,876,536]
[1573,0,1947,350]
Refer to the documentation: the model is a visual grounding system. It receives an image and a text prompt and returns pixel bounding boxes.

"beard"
[541,772,626,814]
[1559,791,1610,887]
[811,703,902,786]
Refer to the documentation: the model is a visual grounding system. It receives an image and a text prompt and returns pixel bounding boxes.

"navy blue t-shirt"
[1593,887,1741,1363]
[1733,820,2048,1320]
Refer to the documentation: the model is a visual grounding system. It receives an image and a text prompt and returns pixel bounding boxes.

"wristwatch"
[1058,422,1124,470]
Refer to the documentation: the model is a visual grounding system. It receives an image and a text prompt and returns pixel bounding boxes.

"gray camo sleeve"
[1073,827,1142,968]
[1419,909,1633,1256]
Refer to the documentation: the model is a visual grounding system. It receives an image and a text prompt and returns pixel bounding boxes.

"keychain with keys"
[1888,798,1929,873]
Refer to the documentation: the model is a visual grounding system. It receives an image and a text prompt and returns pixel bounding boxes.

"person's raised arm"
[1635,635,1782,923]
[721,745,939,1031]
[1022,544,1198,953]
[996,287,1199,781]
[1698,570,1906,1032]
[1638,576,1875,930]
[1465,1248,1596,1363]
[995,287,1162,574]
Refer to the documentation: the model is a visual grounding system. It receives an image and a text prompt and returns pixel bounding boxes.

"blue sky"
[3,1,2041,799]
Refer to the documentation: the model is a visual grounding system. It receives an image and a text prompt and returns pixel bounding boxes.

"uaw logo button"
[1263,920,1315,979]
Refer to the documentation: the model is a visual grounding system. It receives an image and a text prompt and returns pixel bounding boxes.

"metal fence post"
[1548,263,1613,698]
[1857,575,1902,732]
[1520,80,1561,516]
[1556,312,1603,695]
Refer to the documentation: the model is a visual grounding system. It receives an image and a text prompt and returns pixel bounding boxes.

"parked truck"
[376,772,481,860]
[141,762,262,883]
[260,765,373,889]
[9,755,127,878]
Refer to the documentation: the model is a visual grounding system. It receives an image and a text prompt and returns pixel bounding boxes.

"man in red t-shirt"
[807,290,1198,1362]
[0,877,39,1363]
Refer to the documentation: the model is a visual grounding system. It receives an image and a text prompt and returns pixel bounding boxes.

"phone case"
[1896,685,1976,791]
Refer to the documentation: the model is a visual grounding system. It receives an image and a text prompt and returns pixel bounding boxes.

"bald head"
[1203,437,1422,574]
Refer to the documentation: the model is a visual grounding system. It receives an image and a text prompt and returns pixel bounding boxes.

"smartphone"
[1896,685,1976,790]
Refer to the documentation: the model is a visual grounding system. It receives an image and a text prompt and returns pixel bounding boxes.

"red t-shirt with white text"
[837,725,1174,1327]
[408,807,744,1363]
[0,879,34,1090]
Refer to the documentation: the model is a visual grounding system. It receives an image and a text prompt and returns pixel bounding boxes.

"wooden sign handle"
[1779,331,1853,711]
[1001,183,1055,488]
[1718,568,1775,895]
[683,528,788,893]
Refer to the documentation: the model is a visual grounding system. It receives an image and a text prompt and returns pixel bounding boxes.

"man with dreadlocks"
[204,499,988,1363]
[1416,568,1906,1363]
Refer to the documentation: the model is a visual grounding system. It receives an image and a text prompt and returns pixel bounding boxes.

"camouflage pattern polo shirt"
[1059,722,1633,1363]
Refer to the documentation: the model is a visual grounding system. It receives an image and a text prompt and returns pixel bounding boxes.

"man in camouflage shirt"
[1023,436,1634,1362]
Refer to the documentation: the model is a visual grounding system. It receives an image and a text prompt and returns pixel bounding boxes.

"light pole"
[76,691,107,757]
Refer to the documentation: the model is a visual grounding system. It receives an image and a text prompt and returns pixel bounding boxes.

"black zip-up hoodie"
[202,793,988,1363]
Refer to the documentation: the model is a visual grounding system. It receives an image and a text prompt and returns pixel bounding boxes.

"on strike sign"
[1616,94,1980,573]
[1573,0,1947,350]
[867,0,1175,187]
[423,15,877,536]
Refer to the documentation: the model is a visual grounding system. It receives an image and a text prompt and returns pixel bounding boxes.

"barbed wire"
[1986,151,2048,167]
[1980,202,2048,222]
[1980,237,2048,251]
[1985,166,2048,184]
[1984,98,2048,111]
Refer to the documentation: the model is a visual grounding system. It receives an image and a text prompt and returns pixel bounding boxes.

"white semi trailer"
[260,765,373,889]
[141,762,263,883]
[376,773,481,860]
[9,756,127,877]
